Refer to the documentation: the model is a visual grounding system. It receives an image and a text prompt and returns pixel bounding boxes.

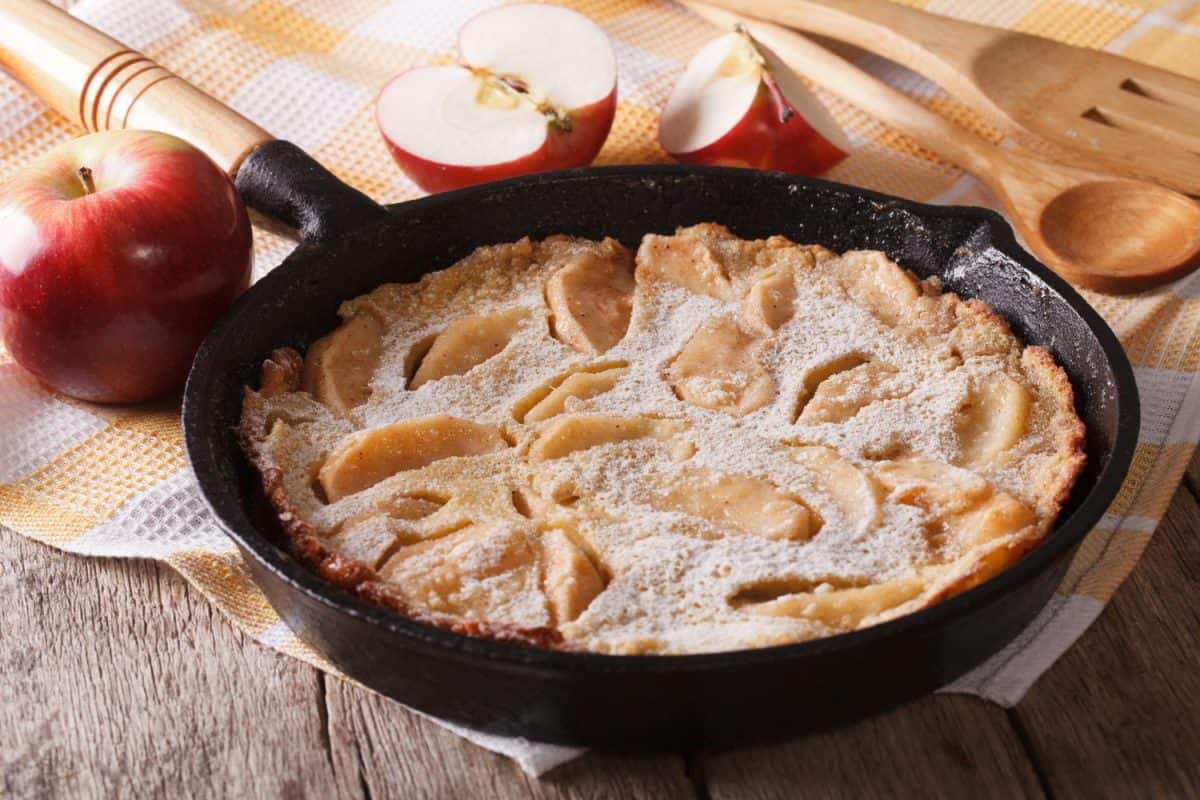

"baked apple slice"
[378,522,547,625]
[955,372,1032,467]
[540,528,605,624]
[744,574,927,628]
[636,234,734,300]
[875,456,1035,553]
[660,467,815,540]
[798,360,905,424]
[668,315,774,416]
[325,495,445,568]
[409,307,528,388]
[546,250,635,355]
[301,313,384,416]
[528,414,691,461]
[743,267,797,333]
[520,365,629,423]
[874,456,991,516]
[791,445,883,533]
[318,415,507,501]
[832,251,922,327]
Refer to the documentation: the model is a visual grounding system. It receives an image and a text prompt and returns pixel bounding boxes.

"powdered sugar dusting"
[241,224,1084,654]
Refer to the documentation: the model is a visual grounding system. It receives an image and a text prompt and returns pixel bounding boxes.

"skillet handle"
[0,0,272,175]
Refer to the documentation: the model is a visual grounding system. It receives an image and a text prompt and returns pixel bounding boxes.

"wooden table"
[2,455,1197,800]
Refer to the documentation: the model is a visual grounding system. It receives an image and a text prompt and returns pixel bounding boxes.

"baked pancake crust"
[238,224,1085,654]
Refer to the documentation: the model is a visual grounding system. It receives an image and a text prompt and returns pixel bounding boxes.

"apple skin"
[0,130,252,404]
[378,82,616,193]
[664,80,846,175]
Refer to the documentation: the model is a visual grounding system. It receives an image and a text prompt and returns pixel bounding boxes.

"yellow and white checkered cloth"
[2,0,1198,776]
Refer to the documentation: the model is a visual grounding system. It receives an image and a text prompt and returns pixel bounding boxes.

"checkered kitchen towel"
[2,0,1198,777]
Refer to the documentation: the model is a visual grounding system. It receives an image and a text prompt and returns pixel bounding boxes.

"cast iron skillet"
[3,1,1138,751]
[188,156,1139,750]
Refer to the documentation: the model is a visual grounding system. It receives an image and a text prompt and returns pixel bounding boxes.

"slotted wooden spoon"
[699,0,1200,196]
[684,1,1200,293]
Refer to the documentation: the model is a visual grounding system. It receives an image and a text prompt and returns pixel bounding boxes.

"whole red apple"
[660,28,849,175]
[0,130,252,403]
[376,4,618,192]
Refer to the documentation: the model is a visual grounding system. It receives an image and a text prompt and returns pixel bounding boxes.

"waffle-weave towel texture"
[2,0,1198,777]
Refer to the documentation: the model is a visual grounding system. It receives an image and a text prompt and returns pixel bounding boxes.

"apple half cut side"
[376,4,617,193]
[660,28,850,175]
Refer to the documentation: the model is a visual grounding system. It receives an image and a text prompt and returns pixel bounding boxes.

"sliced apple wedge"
[376,5,617,192]
[746,574,927,628]
[523,366,628,423]
[955,372,1032,467]
[409,307,528,389]
[301,312,383,416]
[546,250,635,355]
[540,528,605,624]
[378,523,546,624]
[874,456,991,517]
[660,467,814,541]
[831,251,922,328]
[668,315,774,416]
[799,360,905,424]
[791,445,883,533]
[953,491,1036,549]
[659,27,848,175]
[318,415,506,501]
[744,268,797,333]
[529,414,689,462]
[636,233,734,301]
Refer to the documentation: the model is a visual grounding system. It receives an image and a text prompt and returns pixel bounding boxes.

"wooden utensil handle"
[700,0,1007,124]
[684,2,999,177]
[0,0,272,175]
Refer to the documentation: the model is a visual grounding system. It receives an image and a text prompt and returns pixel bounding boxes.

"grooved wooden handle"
[0,0,273,175]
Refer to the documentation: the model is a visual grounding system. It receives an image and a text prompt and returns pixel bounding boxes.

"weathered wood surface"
[1011,482,1200,799]
[2,452,1198,799]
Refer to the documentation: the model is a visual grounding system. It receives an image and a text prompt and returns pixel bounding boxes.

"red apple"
[0,130,252,404]
[660,27,849,175]
[376,4,617,192]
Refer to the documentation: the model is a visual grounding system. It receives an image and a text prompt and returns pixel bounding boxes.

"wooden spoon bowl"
[1035,180,1200,291]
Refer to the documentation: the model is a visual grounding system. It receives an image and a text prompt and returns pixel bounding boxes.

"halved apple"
[659,27,849,175]
[376,5,617,192]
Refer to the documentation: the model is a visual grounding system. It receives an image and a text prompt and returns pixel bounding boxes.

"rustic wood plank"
[323,677,696,800]
[700,693,1044,800]
[1011,482,1200,799]
[0,527,351,800]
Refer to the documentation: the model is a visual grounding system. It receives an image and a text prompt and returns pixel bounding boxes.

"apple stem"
[77,166,96,195]
[762,72,796,125]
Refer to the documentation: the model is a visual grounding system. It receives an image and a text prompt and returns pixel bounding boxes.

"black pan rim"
[184,163,1140,675]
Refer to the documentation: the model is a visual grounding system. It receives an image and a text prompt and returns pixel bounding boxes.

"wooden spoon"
[684,1,1200,294]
